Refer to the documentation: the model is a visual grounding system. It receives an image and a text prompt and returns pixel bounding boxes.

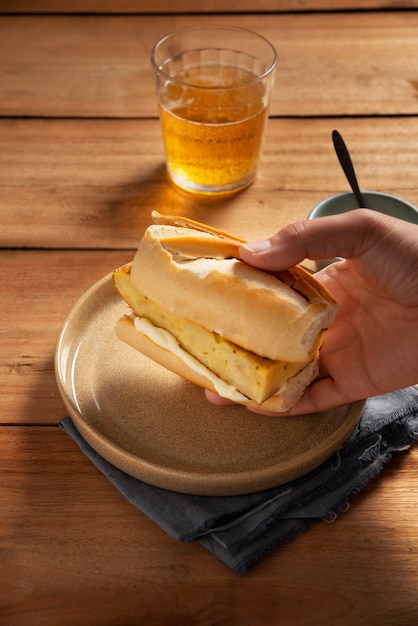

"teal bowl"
[307,191,418,269]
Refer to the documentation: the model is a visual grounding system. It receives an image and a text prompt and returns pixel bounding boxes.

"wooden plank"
[1,425,417,625]
[1,12,418,118]
[1,0,415,14]
[1,117,418,250]
[0,250,133,424]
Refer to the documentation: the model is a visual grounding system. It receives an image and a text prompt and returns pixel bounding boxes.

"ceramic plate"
[55,272,364,496]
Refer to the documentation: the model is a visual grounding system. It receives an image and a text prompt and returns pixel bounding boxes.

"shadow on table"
[104,162,258,246]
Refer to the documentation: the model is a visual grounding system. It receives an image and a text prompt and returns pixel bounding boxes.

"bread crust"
[152,210,335,304]
[113,212,336,411]
[129,217,337,363]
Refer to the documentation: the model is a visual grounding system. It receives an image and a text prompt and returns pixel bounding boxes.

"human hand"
[206,209,418,415]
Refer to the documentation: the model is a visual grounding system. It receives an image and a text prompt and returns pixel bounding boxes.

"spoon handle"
[332,130,367,208]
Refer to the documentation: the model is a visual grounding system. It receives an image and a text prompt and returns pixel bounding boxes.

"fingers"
[205,378,361,416]
[239,208,390,271]
[204,389,234,406]
[274,378,355,416]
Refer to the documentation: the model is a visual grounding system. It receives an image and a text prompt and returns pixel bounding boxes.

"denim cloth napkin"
[59,386,418,575]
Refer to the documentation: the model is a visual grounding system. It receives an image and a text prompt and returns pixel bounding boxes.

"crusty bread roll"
[113,212,337,412]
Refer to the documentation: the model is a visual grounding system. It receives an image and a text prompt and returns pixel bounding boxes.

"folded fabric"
[59,386,418,575]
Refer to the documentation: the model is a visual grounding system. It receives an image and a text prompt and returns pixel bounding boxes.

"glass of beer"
[151,26,277,196]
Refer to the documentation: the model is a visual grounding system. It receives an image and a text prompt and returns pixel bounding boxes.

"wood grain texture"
[1,12,418,118]
[1,0,416,13]
[1,425,417,625]
[1,250,133,424]
[1,4,418,623]
[0,427,418,626]
[1,117,418,249]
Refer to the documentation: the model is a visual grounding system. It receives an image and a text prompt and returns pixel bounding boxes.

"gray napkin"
[59,387,418,575]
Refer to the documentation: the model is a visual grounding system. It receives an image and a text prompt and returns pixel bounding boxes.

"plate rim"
[55,272,365,496]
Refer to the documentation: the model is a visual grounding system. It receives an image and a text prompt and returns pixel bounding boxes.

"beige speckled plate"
[55,272,364,496]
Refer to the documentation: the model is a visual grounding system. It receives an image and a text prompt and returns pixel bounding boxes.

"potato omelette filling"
[114,266,318,404]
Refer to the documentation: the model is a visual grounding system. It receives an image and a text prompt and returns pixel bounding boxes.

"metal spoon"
[332,129,367,208]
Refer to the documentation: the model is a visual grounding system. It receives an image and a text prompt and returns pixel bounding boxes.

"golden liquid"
[158,65,268,193]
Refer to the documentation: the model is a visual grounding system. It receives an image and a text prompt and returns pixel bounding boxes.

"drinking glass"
[151,26,277,196]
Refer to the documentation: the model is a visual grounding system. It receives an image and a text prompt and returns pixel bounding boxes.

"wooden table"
[1,2,418,624]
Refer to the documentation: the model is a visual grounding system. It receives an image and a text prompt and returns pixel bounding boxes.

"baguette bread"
[113,212,337,412]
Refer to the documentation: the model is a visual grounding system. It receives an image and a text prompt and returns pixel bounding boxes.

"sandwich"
[113,211,337,412]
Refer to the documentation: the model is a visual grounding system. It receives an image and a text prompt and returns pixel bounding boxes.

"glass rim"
[150,25,278,89]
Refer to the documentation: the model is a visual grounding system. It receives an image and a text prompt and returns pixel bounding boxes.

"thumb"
[239,209,387,271]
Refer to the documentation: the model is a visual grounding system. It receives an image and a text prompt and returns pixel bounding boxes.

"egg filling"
[114,265,318,404]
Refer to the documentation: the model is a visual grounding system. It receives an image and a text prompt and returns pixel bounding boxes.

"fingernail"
[242,240,272,253]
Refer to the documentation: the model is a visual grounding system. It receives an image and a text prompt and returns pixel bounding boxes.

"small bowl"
[307,191,418,269]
